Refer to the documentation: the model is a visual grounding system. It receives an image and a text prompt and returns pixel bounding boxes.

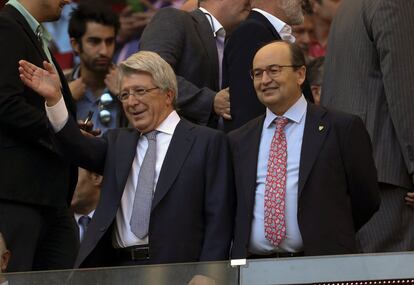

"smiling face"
[120,72,174,133]
[252,42,305,115]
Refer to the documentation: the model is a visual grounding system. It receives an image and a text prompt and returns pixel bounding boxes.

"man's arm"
[343,115,380,230]
[19,60,107,173]
[374,0,414,175]
[199,131,235,261]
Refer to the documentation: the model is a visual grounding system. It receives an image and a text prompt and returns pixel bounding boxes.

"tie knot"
[275,117,289,129]
[78,215,91,227]
[36,25,43,39]
[144,130,157,141]
[216,27,226,39]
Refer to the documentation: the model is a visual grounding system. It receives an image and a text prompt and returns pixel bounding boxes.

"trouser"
[0,199,78,272]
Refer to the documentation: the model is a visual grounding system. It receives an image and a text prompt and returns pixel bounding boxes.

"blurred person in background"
[322,0,414,253]
[140,0,251,127]
[306,56,324,104]
[308,0,341,58]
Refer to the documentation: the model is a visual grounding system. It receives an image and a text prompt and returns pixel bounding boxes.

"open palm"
[19,60,61,102]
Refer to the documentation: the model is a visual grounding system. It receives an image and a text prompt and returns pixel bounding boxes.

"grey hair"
[118,51,178,106]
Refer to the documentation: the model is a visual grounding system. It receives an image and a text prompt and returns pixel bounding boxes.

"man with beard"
[68,1,125,134]
[222,0,314,133]
[0,0,77,272]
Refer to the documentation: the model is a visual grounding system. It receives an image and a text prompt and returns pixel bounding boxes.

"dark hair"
[68,1,120,42]
[306,56,325,85]
[254,40,306,70]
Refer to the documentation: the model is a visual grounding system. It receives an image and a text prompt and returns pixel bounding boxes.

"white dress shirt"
[45,97,181,247]
[252,8,296,43]
[249,95,307,254]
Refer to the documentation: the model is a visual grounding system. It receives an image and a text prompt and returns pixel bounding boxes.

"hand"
[188,275,216,285]
[118,6,156,42]
[19,60,62,106]
[77,120,101,137]
[214,87,231,120]
[405,192,414,208]
[69,77,86,101]
[104,65,119,95]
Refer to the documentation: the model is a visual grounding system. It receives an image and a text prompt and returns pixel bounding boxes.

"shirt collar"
[154,110,181,136]
[74,210,95,222]
[252,8,294,42]
[264,94,307,128]
[198,7,225,38]
[6,0,52,42]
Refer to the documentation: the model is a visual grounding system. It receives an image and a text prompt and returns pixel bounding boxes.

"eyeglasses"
[98,91,114,125]
[117,87,159,101]
[250,64,302,80]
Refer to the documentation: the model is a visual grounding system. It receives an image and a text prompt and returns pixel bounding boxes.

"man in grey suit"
[140,0,250,127]
[321,0,414,252]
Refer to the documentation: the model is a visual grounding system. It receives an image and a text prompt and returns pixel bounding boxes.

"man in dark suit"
[222,0,314,133]
[19,51,235,267]
[0,0,77,272]
[321,0,414,252]
[229,41,380,259]
[140,0,250,127]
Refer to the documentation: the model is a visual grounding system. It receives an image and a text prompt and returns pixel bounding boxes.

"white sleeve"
[45,96,69,132]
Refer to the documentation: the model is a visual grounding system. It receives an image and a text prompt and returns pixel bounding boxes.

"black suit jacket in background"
[0,4,77,207]
[54,117,235,267]
[228,104,380,258]
[222,10,313,133]
[140,8,220,126]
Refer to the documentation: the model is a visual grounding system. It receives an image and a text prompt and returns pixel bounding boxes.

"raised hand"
[19,60,62,106]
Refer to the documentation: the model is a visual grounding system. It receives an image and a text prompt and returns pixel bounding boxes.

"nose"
[261,70,273,85]
[126,93,140,106]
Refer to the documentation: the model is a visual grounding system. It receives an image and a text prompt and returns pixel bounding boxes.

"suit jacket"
[0,5,77,207]
[228,104,380,258]
[140,8,219,126]
[222,10,313,133]
[55,117,235,267]
[321,0,414,190]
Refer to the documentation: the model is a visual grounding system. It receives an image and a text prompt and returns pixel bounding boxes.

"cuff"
[45,96,69,132]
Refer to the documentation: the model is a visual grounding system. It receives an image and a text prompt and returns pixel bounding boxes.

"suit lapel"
[238,116,264,215]
[151,120,195,210]
[191,9,220,90]
[115,129,140,193]
[298,104,329,196]
[5,5,49,61]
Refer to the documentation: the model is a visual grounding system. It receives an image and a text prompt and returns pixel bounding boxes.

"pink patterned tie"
[264,117,289,246]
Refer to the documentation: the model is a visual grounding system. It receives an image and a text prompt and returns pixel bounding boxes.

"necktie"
[78,215,91,241]
[130,131,158,239]
[35,25,44,48]
[264,117,289,246]
[215,27,226,89]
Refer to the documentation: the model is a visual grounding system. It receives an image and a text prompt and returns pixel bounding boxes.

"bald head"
[252,41,306,115]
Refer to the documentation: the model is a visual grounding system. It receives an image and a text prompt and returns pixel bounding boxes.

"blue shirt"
[72,66,121,134]
[249,95,307,254]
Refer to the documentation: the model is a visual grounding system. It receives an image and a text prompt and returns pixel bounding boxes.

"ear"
[296,65,306,86]
[70,37,80,55]
[1,250,10,273]
[309,0,319,13]
[165,89,175,106]
[90,172,103,187]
